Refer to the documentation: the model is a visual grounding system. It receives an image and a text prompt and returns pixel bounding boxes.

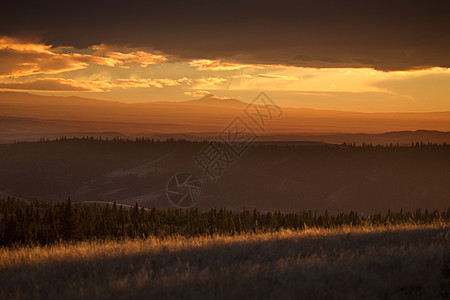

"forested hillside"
[1,197,449,246]
[0,138,449,214]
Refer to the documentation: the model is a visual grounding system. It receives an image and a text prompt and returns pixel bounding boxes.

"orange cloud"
[0,37,169,78]
[0,78,113,92]
[0,37,122,78]
[114,77,190,89]
[0,76,194,92]
[194,77,227,87]
[255,74,299,80]
[231,74,300,80]
[184,90,213,97]
[105,51,167,66]
[91,44,167,66]
[189,59,267,71]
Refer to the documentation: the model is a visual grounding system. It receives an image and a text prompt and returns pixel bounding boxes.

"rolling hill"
[0,139,448,214]
[1,92,450,144]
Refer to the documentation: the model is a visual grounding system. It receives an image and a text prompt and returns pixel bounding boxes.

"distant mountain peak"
[184,94,248,107]
[200,93,218,100]
[198,93,231,102]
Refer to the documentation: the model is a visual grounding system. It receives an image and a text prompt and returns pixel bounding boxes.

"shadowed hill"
[0,139,448,214]
[2,92,450,144]
[1,92,450,141]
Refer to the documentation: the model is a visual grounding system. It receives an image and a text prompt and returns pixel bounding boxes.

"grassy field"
[1,224,449,299]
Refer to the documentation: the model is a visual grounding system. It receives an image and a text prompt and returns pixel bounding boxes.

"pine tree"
[61,197,79,241]
[3,214,18,245]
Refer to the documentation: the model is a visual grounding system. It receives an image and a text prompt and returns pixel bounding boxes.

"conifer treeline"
[0,197,449,247]
[23,135,450,148]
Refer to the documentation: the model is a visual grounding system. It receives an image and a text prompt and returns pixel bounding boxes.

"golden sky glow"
[1,37,449,112]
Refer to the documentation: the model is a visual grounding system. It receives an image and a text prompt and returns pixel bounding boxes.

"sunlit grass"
[1,224,449,299]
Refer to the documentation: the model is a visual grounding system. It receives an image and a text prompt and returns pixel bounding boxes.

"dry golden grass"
[1,224,449,299]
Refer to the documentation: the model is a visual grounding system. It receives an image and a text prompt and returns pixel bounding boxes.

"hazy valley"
[2,92,450,144]
[0,139,448,214]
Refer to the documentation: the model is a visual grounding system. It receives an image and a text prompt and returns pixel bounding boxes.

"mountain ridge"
[1,91,450,136]
[2,91,450,114]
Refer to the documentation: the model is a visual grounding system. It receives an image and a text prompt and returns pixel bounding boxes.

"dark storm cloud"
[1,0,450,71]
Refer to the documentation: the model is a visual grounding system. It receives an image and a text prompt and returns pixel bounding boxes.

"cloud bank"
[1,0,449,71]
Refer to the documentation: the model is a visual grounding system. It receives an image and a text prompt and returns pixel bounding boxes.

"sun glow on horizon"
[1,37,450,112]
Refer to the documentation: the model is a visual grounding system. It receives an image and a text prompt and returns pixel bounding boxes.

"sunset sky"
[1,0,449,112]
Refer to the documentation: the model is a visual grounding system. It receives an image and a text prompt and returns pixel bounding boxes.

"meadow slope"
[1,224,449,299]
